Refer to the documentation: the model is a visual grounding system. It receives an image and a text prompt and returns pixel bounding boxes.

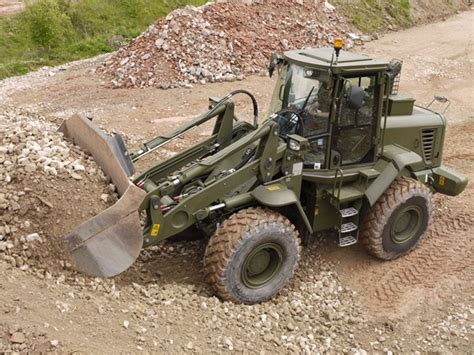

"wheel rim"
[390,205,423,244]
[241,243,284,288]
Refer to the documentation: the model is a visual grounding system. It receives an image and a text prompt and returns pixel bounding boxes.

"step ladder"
[338,207,359,247]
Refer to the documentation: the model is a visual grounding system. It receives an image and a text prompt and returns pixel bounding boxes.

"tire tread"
[360,176,433,260]
[203,207,301,303]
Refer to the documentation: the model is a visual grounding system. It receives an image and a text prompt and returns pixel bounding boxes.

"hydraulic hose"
[132,90,260,164]
[212,89,259,127]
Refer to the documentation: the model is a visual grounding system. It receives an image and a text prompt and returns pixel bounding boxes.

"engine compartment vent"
[421,129,436,164]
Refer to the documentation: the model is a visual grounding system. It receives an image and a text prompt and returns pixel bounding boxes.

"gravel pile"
[0,105,115,274]
[424,302,474,351]
[0,108,95,181]
[0,324,60,353]
[98,0,354,89]
[25,241,369,353]
[130,248,366,353]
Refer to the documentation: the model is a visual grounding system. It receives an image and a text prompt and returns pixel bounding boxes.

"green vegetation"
[0,0,207,79]
[332,0,412,33]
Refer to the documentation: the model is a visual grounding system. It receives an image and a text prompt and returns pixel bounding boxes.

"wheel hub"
[241,243,283,288]
[391,205,423,244]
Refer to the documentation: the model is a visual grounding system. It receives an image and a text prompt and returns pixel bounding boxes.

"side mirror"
[268,53,283,78]
[426,95,451,113]
[347,86,365,110]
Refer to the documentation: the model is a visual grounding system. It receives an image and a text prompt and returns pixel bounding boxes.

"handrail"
[332,168,344,205]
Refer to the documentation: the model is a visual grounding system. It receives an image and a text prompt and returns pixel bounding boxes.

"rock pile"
[65,242,368,353]
[0,324,59,353]
[99,0,353,88]
[0,105,115,274]
[0,109,95,182]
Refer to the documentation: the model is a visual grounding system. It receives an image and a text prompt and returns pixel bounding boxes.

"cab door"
[330,74,381,168]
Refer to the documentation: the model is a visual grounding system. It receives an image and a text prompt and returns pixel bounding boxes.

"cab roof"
[283,47,390,73]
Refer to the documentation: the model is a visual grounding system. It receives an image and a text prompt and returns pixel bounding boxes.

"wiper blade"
[301,86,316,112]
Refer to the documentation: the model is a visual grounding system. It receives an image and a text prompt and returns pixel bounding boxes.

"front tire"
[203,207,301,304]
[360,176,433,260]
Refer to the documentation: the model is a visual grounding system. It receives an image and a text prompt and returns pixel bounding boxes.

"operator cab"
[268,46,389,171]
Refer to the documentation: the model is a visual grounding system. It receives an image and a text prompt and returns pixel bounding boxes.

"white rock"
[71,173,83,180]
[155,38,165,48]
[26,233,41,243]
[73,163,86,172]
[25,163,37,172]
[224,337,234,350]
[324,1,336,11]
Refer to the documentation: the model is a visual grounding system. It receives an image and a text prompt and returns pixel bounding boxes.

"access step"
[340,207,358,218]
[341,222,358,233]
[339,235,358,247]
[329,185,365,204]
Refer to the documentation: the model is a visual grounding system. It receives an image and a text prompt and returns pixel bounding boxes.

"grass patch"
[332,0,413,33]
[0,0,208,79]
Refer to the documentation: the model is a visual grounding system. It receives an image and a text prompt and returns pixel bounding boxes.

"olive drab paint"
[60,47,468,295]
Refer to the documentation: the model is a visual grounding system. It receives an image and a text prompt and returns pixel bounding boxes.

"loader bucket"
[59,114,146,277]
[64,184,146,277]
[59,114,134,195]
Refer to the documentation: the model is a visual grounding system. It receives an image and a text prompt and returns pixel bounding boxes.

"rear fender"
[251,184,313,233]
[365,145,423,206]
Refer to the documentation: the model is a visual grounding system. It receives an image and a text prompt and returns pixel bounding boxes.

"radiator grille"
[421,129,436,163]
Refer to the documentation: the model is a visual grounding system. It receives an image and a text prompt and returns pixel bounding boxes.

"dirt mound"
[0,106,116,275]
[98,0,353,89]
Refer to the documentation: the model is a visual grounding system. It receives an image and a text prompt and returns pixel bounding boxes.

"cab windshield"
[269,64,333,140]
[269,63,333,169]
[269,64,331,116]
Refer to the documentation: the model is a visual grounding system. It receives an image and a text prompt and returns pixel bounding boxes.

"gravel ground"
[0,104,368,353]
[0,5,472,354]
[0,105,117,275]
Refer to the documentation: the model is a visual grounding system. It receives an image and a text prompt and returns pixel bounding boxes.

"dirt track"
[0,9,473,353]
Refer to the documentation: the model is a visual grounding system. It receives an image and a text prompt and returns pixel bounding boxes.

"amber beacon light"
[333,37,344,64]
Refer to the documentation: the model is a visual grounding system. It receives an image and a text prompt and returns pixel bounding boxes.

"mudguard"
[251,184,313,233]
[365,145,423,206]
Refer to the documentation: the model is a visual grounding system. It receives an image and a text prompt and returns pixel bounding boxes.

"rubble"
[99,0,354,88]
[0,325,57,353]
[0,105,116,274]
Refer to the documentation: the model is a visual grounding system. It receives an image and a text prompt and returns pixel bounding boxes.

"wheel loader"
[60,40,468,304]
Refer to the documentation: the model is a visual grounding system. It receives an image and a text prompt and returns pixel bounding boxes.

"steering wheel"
[273,108,304,138]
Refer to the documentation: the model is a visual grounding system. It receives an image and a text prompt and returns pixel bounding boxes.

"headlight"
[288,139,301,151]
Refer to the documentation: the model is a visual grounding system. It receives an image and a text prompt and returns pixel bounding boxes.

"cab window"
[332,75,378,166]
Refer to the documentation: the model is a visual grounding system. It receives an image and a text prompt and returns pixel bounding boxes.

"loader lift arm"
[59,91,283,278]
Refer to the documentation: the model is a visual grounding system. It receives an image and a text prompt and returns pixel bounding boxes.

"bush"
[0,0,208,79]
[20,0,74,50]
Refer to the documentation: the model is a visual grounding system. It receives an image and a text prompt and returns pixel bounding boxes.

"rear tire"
[360,176,432,260]
[203,207,301,304]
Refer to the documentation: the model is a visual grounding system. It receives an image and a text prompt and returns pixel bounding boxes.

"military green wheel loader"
[60,42,467,304]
